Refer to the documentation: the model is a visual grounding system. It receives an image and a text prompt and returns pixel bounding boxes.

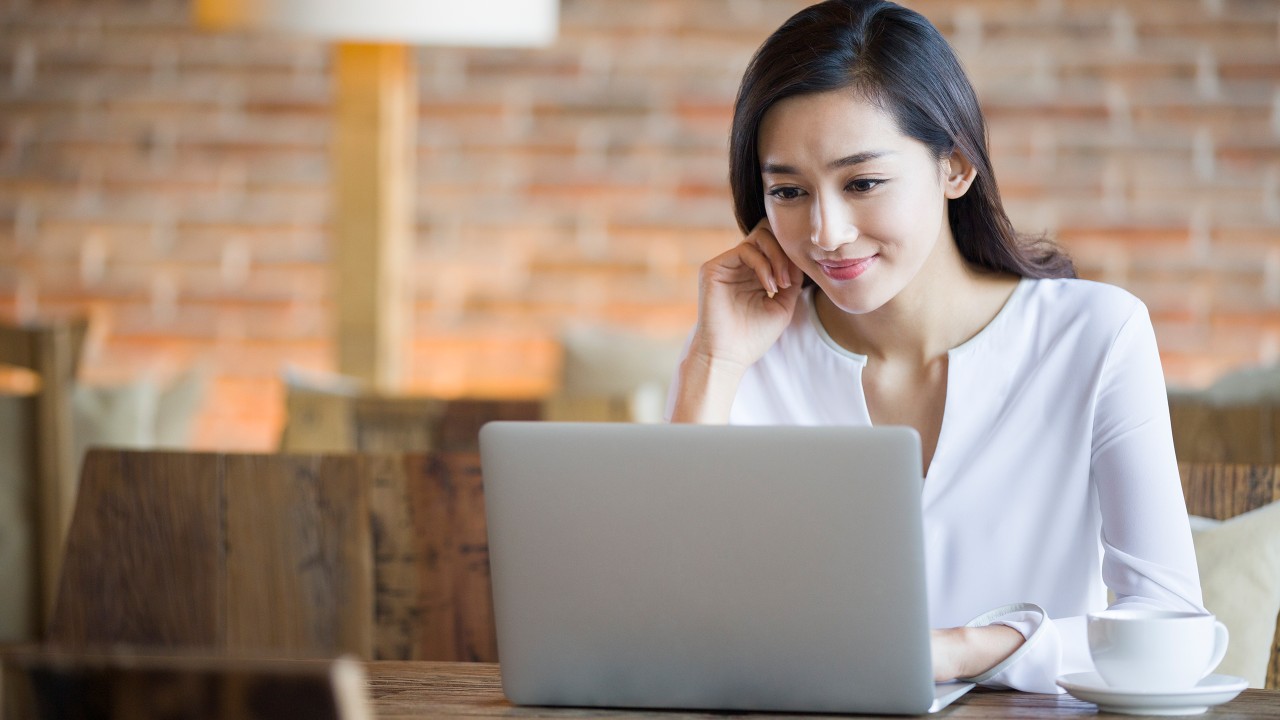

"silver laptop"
[479,422,974,715]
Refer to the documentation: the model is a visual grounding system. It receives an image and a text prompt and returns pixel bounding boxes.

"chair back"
[1,648,370,720]
[280,383,541,453]
[0,316,88,634]
[47,449,496,662]
[1179,462,1280,689]
[1169,398,1279,464]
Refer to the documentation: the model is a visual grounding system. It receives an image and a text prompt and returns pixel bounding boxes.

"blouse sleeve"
[1090,302,1203,614]
[974,300,1205,694]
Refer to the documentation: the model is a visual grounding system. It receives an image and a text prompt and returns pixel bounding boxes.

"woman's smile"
[818,254,878,281]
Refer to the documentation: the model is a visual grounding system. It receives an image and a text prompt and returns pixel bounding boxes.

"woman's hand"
[670,218,804,423]
[690,217,805,371]
[931,625,1024,682]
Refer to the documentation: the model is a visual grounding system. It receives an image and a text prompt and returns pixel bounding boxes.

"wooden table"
[367,662,1280,719]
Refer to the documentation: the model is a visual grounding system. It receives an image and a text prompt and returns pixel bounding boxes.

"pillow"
[278,365,367,452]
[280,363,366,396]
[557,325,685,423]
[1168,361,1280,404]
[71,367,206,469]
[1189,501,1280,688]
[1204,363,1280,403]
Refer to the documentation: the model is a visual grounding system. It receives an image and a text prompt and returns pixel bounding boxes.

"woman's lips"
[818,254,877,281]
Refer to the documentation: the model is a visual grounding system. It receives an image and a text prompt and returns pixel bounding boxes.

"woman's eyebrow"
[761,150,894,175]
[829,150,893,169]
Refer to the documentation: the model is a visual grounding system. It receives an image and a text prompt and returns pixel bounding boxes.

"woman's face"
[757,89,969,315]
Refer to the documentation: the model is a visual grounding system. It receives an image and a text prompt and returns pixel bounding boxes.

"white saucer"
[1056,672,1247,716]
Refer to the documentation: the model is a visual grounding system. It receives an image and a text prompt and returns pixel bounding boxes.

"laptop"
[479,422,975,715]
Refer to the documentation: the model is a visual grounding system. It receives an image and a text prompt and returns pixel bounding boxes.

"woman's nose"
[809,195,857,251]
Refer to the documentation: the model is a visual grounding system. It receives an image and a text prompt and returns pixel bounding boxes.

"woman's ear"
[942,151,978,199]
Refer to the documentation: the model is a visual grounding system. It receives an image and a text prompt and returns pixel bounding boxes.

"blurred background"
[2,0,1278,451]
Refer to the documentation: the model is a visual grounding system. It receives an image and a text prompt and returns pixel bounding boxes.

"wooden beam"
[332,43,415,390]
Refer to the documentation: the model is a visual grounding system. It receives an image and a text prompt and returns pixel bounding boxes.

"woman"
[668,0,1204,693]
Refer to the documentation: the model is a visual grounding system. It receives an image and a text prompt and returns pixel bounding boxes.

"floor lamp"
[193,0,559,390]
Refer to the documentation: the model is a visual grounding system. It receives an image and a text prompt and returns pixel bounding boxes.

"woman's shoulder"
[989,277,1154,366]
[1020,276,1147,326]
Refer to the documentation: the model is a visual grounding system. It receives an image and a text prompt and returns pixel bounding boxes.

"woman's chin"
[814,282,888,317]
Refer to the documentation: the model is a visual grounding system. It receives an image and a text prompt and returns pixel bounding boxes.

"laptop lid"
[480,422,941,715]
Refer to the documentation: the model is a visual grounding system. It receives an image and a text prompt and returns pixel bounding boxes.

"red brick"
[1,0,1276,447]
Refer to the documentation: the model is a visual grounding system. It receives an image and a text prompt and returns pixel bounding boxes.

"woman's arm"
[670,218,804,423]
[668,351,748,423]
[941,300,1204,694]
[932,625,1024,682]
[1090,303,1202,613]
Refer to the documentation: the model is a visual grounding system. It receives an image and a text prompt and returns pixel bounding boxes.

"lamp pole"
[332,44,414,390]
[193,0,557,390]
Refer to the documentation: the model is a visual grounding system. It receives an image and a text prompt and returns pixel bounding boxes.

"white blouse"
[695,277,1205,693]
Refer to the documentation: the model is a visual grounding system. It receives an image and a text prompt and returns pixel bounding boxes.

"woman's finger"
[732,241,780,297]
[746,218,794,291]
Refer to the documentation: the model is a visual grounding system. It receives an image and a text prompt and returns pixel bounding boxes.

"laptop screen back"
[480,422,935,715]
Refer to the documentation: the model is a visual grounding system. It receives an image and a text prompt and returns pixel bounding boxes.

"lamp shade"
[194,0,559,47]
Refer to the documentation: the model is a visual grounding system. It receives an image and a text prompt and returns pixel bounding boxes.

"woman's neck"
[815,236,1020,366]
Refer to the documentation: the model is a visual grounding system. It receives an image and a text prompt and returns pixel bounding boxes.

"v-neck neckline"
[804,278,1033,483]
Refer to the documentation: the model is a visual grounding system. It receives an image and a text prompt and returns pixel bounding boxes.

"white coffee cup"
[1087,609,1229,692]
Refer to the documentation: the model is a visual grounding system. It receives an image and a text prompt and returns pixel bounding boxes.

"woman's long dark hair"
[730,0,1075,279]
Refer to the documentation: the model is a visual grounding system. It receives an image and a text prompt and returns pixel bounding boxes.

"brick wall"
[1,0,1277,449]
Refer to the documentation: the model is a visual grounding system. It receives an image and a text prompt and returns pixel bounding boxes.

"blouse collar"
[803,277,1035,363]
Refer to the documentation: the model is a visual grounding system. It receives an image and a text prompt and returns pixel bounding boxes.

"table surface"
[366,662,1280,719]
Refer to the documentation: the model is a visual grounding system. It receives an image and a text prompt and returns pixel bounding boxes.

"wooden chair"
[1,648,370,720]
[1179,463,1280,689]
[541,393,640,423]
[0,316,88,634]
[280,383,542,453]
[1169,396,1279,464]
[46,449,496,663]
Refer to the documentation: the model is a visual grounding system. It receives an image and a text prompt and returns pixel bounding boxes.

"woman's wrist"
[669,349,748,424]
[957,625,1024,680]
[932,624,1025,682]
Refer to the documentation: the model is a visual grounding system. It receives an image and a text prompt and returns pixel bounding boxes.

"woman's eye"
[768,186,805,201]
[848,179,885,192]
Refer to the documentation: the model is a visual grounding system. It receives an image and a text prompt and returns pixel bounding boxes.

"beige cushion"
[278,365,365,452]
[71,368,206,469]
[558,326,685,423]
[1169,362,1280,404]
[1189,501,1280,688]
